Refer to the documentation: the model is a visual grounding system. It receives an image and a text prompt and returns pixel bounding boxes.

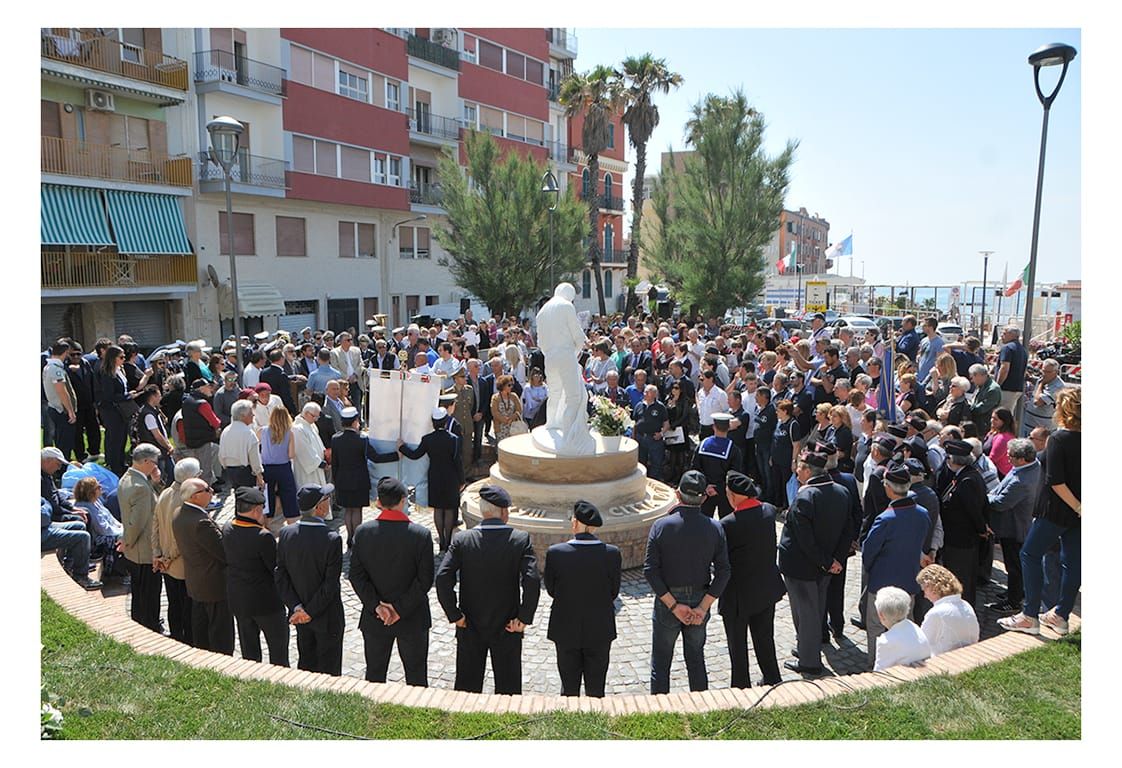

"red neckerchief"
[734,499,763,512]
[231,514,262,528]
[376,507,410,522]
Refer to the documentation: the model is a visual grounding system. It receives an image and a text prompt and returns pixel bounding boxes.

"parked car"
[831,315,879,333]
[936,323,965,343]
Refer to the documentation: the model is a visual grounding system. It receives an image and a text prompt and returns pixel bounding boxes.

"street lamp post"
[979,250,993,341]
[206,116,245,375]
[1022,42,1077,341]
[541,170,559,291]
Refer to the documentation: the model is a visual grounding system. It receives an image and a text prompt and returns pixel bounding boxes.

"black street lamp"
[541,169,559,290]
[1022,42,1077,341]
[206,116,244,375]
[979,250,993,340]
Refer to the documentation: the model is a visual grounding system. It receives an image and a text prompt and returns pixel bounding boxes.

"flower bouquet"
[590,395,633,437]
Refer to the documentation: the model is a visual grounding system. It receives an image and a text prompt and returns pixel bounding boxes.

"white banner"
[364,369,443,507]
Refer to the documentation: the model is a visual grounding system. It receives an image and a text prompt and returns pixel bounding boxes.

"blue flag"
[878,335,896,422]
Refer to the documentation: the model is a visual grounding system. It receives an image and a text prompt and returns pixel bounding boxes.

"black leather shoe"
[985,599,1020,614]
[790,648,799,659]
[783,660,825,676]
[850,616,866,630]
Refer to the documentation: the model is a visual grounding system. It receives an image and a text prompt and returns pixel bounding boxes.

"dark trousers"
[556,642,611,697]
[999,537,1025,606]
[650,586,710,694]
[296,623,343,676]
[163,573,193,645]
[942,543,980,608]
[48,408,76,461]
[637,435,666,481]
[263,463,300,519]
[223,464,255,490]
[977,534,995,583]
[363,628,429,686]
[743,437,756,476]
[74,407,101,460]
[472,417,485,462]
[770,462,793,509]
[786,574,830,670]
[433,508,457,553]
[234,609,290,666]
[191,599,235,655]
[99,405,127,476]
[755,445,772,501]
[822,558,849,636]
[724,606,781,688]
[126,558,162,632]
[699,423,714,441]
[42,402,56,447]
[454,625,523,694]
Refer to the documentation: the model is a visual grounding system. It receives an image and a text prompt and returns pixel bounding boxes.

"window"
[388,157,402,187]
[290,46,313,85]
[479,40,503,71]
[581,270,591,299]
[314,53,335,91]
[339,221,376,258]
[416,227,431,259]
[505,51,525,80]
[525,119,544,145]
[399,226,413,259]
[462,34,477,64]
[581,169,590,196]
[315,140,338,177]
[425,295,440,306]
[604,270,613,298]
[385,81,401,111]
[219,212,255,255]
[373,154,386,184]
[275,217,306,258]
[604,173,613,202]
[507,114,526,142]
[340,145,370,181]
[357,223,376,258]
[292,135,315,172]
[338,65,368,102]
[525,58,543,86]
[119,28,145,64]
[462,103,477,129]
[608,123,615,150]
[604,223,614,259]
[480,106,504,136]
[399,226,431,259]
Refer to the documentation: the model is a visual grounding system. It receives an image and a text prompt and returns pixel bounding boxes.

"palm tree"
[560,64,622,317]
[620,54,682,318]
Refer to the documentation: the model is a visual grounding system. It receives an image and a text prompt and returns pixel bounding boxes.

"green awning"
[104,189,192,255]
[41,184,114,246]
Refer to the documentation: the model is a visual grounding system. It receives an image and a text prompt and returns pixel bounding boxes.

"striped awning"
[104,189,192,255]
[218,281,286,319]
[41,184,114,246]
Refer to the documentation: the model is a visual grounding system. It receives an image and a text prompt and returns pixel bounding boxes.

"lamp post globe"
[207,115,246,373]
[206,116,244,170]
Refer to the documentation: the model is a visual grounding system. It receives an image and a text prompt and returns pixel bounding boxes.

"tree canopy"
[434,130,587,317]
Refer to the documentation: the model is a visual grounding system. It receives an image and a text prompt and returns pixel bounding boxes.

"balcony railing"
[547,81,560,102]
[579,189,625,211]
[601,248,626,264]
[193,50,285,96]
[41,32,189,91]
[406,108,462,141]
[544,139,571,164]
[42,251,198,290]
[198,150,287,189]
[42,136,192,187]
[546,28,578,55]
[406,33,460,70]
[410,182,444,207]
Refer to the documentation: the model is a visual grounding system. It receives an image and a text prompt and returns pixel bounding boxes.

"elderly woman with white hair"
[291,401,327,488]
[150,457,203,645]
[872,586,932,672]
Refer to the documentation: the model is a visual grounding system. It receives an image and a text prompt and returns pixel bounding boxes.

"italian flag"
[777,241,796,275]
[1004,262,1029,297]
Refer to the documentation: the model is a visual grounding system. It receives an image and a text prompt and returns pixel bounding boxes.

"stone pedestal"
[460,432,676,569]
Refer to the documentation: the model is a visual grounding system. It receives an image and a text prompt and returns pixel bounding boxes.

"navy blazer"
[348,517,434,636]
[95,368,129,408]
[778,474,852,581]
[543,533,621,648]
[719,500,786,618]
[399,429,463,509]
[275,518,344,633]
[221,517,284,616]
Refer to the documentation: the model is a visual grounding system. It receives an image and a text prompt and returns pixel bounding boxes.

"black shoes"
[783,660,825,676]
[850,616,866,630]
[985,599,1020,614]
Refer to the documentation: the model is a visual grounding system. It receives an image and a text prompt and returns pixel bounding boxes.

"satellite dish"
[206,264,220,288]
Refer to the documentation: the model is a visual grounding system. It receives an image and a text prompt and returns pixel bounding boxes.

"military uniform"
[691,415,742,518]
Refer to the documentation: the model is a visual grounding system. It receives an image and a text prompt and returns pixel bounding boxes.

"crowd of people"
[39,306,1080,694]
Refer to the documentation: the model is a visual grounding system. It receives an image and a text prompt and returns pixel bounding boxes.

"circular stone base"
[498,431,638,483]
[461,477,677,570]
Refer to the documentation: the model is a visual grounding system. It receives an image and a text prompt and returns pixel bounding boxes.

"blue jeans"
[637,435,666,481]
[1020,517,1081,620]
[42,521,91,577]
[650,585,710,694]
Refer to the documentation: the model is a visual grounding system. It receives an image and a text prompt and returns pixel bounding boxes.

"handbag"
[663,426,686,445]
[508,419,529,436]
[116,398,139,425]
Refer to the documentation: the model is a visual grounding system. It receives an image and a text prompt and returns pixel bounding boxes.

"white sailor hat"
[253,331,269,342]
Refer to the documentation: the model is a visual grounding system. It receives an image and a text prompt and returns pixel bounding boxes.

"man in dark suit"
[172,479,234,654]
[778,451,851,675]
[348,477,434,687]
[260,349,298,416]
[275,484,345,675]
[620,337,653,388]
[473,359,496,453]
[221,487,289,666]
[720,472,785,687]
[435,485,540,695]
[543,501,622,697]
[819,441,862,644]
[937,439,990,607]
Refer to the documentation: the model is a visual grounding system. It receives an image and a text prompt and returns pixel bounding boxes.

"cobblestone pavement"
[121,490,1038,696]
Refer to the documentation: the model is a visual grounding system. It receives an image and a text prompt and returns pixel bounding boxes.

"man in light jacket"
[120,444,163,632]
[984,438,1042,614]
[151,457,202,645]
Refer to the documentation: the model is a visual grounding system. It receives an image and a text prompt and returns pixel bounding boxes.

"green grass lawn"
[40,592,1080,739]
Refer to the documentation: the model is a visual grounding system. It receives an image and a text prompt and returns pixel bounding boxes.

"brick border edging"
[40,553,1057,716]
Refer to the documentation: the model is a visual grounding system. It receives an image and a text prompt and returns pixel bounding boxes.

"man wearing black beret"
[435,484,540,695]
[221,486,289,667]
[778,451,851,675]
[719,472,784,687]
[349,477,434,687]
[936,439,989,607]
[542,500,622,697]
[817,441,862,645]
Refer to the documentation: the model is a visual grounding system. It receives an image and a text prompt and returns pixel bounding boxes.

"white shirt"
[253,394,282,432]
[696,385,729,426]
[242,364,263,388]
[740,392,760,438]
[218,419,263,475]
[921,594,980,656]
[874,619,932,671]
[686,341,706,383]
[431,356,459,377]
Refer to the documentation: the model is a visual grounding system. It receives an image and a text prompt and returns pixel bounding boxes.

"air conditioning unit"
[431,28,457,46]
[85,89,115,112]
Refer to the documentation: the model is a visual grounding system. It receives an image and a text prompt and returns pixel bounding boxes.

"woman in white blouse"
[916,564,980,655]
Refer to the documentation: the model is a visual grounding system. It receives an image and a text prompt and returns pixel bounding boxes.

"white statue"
[533,282,596,455]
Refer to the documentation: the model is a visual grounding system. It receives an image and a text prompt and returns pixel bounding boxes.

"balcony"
[41,32,188,96]
[579,189,625,212]
[197,150,287,192]
[42,251,197,291]
[410,182,445,208]
[41,136,192,189]
[601,248,626,264]
[406,34,460,71]
[546,28,578,56]
[406,108,462,143]
[194,50,285,97]
[547,81,560,102]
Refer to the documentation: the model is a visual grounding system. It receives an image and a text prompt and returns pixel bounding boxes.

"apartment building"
[40,27,627,346]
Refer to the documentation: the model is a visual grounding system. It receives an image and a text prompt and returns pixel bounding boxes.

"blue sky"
[576,28,1081,286]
